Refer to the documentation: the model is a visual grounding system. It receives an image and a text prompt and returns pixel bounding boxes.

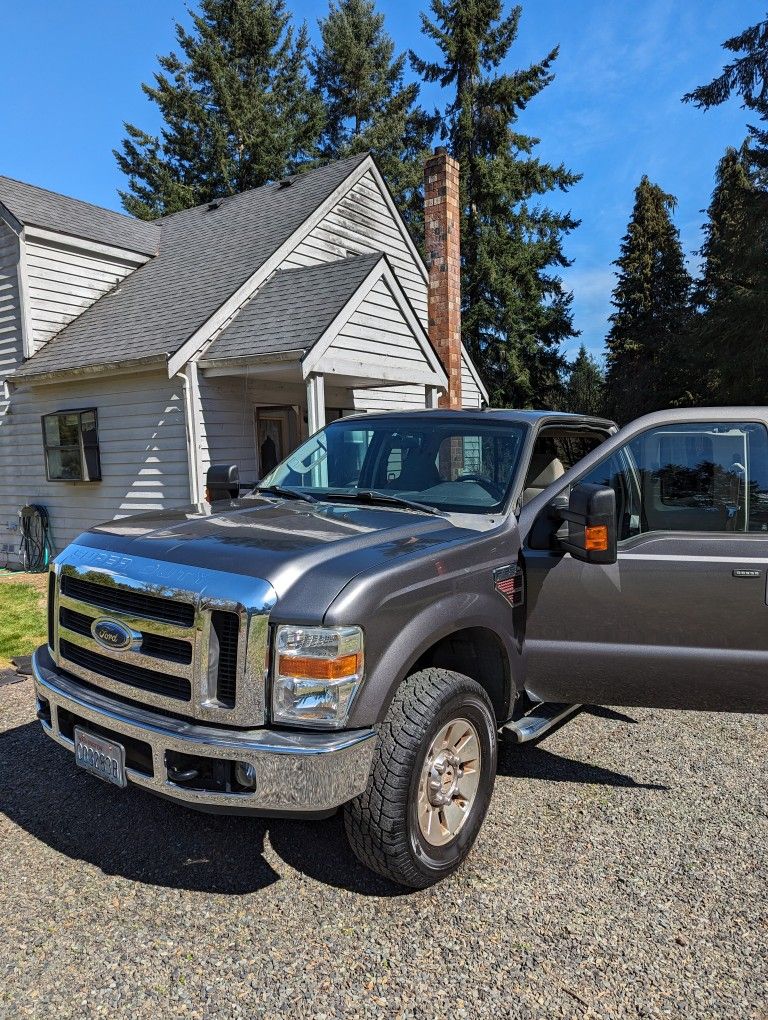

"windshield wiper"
[254,485,317,503]
[321,490,442,515]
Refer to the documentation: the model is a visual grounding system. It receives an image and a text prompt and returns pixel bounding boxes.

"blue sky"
[0,1,762,360]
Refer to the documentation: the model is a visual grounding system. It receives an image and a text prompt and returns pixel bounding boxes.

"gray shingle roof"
[0,175,160,255]
[203,253,384,363]
[13,153,371,381]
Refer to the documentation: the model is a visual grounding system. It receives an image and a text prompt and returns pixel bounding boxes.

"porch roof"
[202,253,384,363]
[198,252,448,393]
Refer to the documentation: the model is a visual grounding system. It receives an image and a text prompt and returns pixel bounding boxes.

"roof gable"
[200,252,447,390]
[304,261,446,387]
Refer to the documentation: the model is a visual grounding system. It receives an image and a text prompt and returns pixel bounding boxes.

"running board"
[500,703,581,744]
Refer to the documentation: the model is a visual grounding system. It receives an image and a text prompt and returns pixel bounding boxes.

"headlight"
[272,625,364,728]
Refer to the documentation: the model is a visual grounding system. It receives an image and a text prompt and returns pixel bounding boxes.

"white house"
[0,151,486,563]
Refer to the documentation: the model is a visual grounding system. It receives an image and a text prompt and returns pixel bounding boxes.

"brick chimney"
[424,148,462,409]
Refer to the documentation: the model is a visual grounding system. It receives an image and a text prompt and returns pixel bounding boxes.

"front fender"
[338,586,521,728]
[324,514,523,729]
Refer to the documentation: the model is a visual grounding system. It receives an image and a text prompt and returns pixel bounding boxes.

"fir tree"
[683,16,768,129]
[604,176,692,422]
[115,0,323,219]
[309,0,434,229]
[562,344,605,416]
[683,15,768,403]
[411,1,580,408]
[690,146,766,403]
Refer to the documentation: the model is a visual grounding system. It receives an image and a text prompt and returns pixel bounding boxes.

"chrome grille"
[50,547,276,727]
[60,574,195,627]
[60,606,193,665]
[60,639,192,701]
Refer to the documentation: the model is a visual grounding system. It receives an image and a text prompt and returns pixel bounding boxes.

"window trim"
[41,408,102,483]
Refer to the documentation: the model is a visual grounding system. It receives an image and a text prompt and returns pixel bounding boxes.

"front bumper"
[32,646,377,816]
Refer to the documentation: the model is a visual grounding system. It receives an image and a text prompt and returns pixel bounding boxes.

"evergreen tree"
[683,15,768,404]
[689,146,766,403]
[604,176,692,423]
[411,1,580,408]
[683,16,768,135]
[309,0,434,230]
[115,0,323,219]
[562,344,605,416]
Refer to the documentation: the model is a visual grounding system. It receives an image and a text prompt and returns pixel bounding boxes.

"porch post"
[182,362,206,504]
[307,373,326,434]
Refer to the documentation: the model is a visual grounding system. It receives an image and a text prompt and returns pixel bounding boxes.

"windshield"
[258,417,527,514]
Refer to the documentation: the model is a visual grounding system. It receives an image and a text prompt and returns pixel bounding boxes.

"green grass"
[0,582,47,668]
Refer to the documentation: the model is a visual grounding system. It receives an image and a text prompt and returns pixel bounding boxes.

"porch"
[187,252,449,492]
[193,360,443,490]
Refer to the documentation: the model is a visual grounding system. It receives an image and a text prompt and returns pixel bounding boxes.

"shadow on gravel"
[497,742,668,790]
[584,706,639,724]
[0,720,406,897]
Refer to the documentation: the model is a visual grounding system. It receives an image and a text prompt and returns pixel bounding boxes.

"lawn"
[0,578,47,668]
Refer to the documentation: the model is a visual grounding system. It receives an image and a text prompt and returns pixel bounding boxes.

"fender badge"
[494,565,524,606]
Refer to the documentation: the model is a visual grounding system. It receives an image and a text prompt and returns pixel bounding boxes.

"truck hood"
[75,497,481,622]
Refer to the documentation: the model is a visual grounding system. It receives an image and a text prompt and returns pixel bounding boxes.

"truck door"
[520,414,768,713]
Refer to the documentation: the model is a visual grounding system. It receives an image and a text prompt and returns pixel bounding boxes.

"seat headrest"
[526,455,566,490]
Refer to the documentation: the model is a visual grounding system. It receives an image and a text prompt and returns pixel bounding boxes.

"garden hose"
[18,505,54,573]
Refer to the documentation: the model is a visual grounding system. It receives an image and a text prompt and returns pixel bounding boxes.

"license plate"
[74,727,127,789]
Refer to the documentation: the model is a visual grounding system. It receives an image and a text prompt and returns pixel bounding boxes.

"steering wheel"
[456,473,504,499]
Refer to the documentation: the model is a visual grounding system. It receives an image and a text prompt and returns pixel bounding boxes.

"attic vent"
[207,199,224,211]
[278,178,294,189]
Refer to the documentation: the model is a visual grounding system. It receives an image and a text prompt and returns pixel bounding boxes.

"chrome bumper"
[32,646,377,815]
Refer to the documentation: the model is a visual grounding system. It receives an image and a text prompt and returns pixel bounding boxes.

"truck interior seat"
[522,454,566,505]
[393,450,442,490]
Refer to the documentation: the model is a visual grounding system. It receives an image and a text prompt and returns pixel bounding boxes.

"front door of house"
[254,407,291,479]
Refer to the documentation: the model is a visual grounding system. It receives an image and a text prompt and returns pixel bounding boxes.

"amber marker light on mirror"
[584,525,609,551]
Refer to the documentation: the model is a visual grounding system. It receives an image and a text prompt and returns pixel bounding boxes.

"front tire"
[344,668,497,888]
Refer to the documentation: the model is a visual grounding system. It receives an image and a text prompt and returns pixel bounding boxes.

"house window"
[42,409,101,482]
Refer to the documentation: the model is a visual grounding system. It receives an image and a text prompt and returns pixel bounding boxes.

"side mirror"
[560,482,617,565]
[205,464,240,503]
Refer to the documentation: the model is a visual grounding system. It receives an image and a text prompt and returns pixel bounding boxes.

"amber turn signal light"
[584,524,609,552]
[278,653,361,681]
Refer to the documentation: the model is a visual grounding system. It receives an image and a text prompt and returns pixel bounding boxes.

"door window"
[522,429,609,505]
[579,421,768,539]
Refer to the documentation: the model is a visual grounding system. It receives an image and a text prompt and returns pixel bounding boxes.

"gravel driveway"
[1,678,766,1019]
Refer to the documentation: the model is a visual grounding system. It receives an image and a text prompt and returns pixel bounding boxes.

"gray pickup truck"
[32,406,768,887]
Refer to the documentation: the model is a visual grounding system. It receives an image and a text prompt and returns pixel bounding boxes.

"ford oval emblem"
[91,618,135,652]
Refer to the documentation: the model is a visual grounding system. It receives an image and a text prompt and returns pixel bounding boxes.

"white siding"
[24,234,139,352]
[327,277,428,371]
[461,347,486,409]
[353,383,427,413]
[197,376,258,483]
[280,169,429,325]
[0,220,23,416]
[0,371,190,563]
[276,169,488,412]
[354,347,486,414]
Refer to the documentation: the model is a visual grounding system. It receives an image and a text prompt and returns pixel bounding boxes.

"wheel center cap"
[427,751,461,806]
